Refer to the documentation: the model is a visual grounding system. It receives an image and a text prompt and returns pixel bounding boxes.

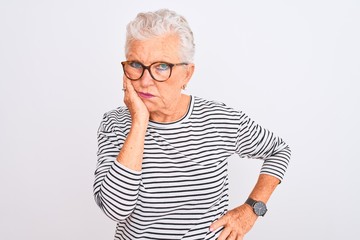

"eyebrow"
[126,54,175,64]
[127,60,174,64]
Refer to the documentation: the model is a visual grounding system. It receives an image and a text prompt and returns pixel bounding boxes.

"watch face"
[253,201,267,216]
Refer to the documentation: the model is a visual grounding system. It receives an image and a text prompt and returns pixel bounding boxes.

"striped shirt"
[93,96,291,240]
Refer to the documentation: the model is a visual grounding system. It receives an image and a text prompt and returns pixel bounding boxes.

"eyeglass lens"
[123,62,172,81]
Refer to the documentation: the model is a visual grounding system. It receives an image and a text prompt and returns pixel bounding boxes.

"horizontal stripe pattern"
[94,96,291,239]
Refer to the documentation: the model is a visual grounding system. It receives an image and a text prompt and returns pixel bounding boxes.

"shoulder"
[103,106,130,120]
[99,106,131,132]
[192,96,241,116]
[190,96,247,126]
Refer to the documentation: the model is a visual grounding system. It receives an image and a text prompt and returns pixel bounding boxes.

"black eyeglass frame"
[121,61,189,82]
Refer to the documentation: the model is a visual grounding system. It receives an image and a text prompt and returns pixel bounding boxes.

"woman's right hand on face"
[123,78,150,124]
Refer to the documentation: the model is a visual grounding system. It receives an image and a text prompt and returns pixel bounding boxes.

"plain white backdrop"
[1,0,359,239]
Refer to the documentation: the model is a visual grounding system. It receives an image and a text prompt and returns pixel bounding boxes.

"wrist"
[131,118,148,130]
[245,197,268,217]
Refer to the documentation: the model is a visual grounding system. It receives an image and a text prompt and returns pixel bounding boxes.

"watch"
[245,198,267,217]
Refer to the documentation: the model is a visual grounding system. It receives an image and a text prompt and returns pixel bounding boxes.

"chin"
[143,101,160,113]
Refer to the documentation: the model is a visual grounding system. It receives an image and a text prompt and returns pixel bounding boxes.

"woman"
[94,9,291,240]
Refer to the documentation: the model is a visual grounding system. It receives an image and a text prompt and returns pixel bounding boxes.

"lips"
[137,91,154,99]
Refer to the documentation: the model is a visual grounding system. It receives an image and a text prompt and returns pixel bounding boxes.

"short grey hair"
[125,9,195,62]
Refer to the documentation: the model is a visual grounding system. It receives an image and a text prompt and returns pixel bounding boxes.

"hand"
[210,204,257,240]
[123,78,149,123]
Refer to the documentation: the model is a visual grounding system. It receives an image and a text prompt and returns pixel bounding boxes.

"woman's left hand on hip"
[210,204,258,240]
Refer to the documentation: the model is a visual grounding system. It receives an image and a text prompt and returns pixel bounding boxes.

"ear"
[183,63,195,86]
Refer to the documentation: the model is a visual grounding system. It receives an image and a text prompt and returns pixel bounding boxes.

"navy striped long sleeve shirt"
[93,96,291,240]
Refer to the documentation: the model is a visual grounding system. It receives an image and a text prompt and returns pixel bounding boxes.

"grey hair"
[125,9,195,62]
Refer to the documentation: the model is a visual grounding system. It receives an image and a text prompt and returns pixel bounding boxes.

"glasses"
[121,61,188,82]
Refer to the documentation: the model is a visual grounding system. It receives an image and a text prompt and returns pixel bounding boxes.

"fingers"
[209,216,226,232]
[123,78,132,93]
[217,227,231,240]
[123,78,137,106]
[123,78,137,100]
[210,210,247,240]
[210,216,230,240]
[216,228,243,240]
[122,77,127,91]
[122,78,149,121]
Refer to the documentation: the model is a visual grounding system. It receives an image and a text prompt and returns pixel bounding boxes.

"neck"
[149,94,190,123]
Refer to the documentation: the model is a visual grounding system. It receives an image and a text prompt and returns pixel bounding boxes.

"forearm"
[248,174,280,203]
[210,174,280,237]
[94,113,146,222]
[236,113,291,181]
[94,161,142,222]
[94,116,144,221]
[116,120,147,171]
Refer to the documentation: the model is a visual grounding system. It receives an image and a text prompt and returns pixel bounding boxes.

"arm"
[93,117,143,222]
[248,174,280,203]
[116,78,149,171]
[93,78,149,222]
[211,112,291,239]
[210,174,279,239]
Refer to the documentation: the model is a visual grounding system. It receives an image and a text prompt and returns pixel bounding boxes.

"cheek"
[158,82,182,98]
[128,79,145,91]
[166,73,186,91]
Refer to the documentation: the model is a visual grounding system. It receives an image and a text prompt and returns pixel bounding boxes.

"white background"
[1,0,359,239]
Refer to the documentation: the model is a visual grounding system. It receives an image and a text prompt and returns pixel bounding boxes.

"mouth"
[137,91,155,99]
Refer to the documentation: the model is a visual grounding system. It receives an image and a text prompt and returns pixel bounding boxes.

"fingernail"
[209,227,213,232]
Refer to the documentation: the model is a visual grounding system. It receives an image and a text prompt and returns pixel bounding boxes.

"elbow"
[94,190,138,222]
[283,144,291,164]
[274,140,291,163]
[261,144,292,182]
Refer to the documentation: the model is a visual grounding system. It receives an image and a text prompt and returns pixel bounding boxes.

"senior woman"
[94,9,291,240]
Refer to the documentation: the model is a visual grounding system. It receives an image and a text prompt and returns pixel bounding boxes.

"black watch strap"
[245,197,267,216]
[245,197,257,207]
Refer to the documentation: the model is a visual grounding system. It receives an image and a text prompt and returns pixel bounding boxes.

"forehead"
[126,34,181,63]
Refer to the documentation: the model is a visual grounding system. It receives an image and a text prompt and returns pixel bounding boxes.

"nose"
[139,68,155,87]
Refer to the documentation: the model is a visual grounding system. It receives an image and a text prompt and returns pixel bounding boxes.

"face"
[125,34,194,117]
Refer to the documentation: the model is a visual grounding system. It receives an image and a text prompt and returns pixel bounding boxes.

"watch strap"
[245,197,267,217]
[245,197,257,207]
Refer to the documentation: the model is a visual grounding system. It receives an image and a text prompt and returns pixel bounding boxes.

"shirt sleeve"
[93,113,141,222]
[235,112,291,181]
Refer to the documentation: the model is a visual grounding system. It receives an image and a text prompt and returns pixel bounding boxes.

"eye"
[155,63,170,71]
[129,61,143,69]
